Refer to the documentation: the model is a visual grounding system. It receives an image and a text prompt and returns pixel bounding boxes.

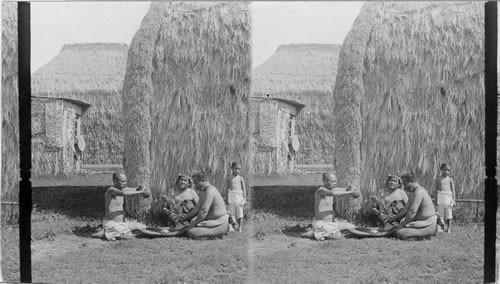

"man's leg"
[92,229,105,239]
[187,217,228,239]
[336,221,355,231]
[396,222,437,240]
[301,230,314,239]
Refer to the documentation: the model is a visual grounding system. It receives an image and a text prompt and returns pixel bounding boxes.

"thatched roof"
[252,44,341,95]
[32,43,128,95]
[2,2,19,223]
[123,2,251,221]
[334,2,484,210]
[252,44,341,166]
[31,42,129,165]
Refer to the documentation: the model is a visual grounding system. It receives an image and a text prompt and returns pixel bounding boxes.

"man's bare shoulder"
[106,186,119,193]
[415,186,430,196]
[206,185,220,194]
[315,187,329,194]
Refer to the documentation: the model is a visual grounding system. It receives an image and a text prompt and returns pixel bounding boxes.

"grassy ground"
[4,225,248,283]
[248,225,482,283]
[248,186,484,283]
[2,174,487,282]
[3,176,248,283]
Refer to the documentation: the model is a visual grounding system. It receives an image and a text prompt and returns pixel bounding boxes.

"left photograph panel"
[3,2,252,283]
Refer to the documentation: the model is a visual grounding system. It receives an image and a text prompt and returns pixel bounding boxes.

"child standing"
[227,162,246,232]
[435,162,456,233]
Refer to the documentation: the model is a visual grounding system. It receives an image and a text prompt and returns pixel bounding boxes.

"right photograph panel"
[249,2,484,282]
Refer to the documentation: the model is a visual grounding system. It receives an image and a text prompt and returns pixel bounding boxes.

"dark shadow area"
[33,186,108,219]
[250,186,316,219]
[72,223,103,238]
[282,223,311,238]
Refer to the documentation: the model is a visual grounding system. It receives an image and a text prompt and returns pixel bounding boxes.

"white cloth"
[437,191,453,205]
[312,219,341,240]
[228,190,244,204]
[103,219,131,240]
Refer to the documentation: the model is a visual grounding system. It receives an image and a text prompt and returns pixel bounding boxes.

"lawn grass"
[248,185,484,283]
[31,232,248,283]
[1,175,487,283]
[248,213,483,283]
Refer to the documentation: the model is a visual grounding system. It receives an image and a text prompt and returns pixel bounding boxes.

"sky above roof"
[31,2,363,73]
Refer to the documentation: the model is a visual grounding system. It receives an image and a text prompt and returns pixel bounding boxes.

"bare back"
[201,185,227,220]
[411,186,436,221]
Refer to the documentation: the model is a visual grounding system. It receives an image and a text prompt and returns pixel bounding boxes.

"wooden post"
[484,2,497,283]
[18,2,31,282]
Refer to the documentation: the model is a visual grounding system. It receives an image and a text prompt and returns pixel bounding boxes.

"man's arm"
[324,186,360,197]
[398,189,424,226]
[185,188,215,229]
[389,191,414,222]
[108,187,145,197]
[400,189,409,205]
[191,188,200,205]
[178,199,201,223]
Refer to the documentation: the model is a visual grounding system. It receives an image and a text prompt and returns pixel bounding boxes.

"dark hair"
[176,174,193,187]
[112,171,126,181]
[386,174,402,187]
[192,171,208,182]
[231,161,241,168]
[440,162,451,170]
[401,172,417,183]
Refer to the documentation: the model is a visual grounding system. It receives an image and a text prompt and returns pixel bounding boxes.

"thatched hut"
[31,42,128,166]
[252,44,341,166]
[334,2,484,221]
[2,2,18,224]
[122,2,251,221]
[250,96,304,175]
[32,96,90,176]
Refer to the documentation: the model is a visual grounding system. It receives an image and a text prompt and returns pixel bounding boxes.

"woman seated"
[160,174,199,230]
[368,174,408,230]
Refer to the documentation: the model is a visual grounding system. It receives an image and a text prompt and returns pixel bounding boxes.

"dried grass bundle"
[1,2,19,223]
[123,2,251,221]
[334,2,484,221]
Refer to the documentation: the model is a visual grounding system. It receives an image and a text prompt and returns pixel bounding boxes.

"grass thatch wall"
[32,98,82,176]
[123,2,251,221]
[2,2,19,224]
[31,43,128,166]
[335,2,484,219]
[252,44,340,165]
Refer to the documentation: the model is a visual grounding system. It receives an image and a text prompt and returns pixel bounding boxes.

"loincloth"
[312,219,342,240]
[103,219,132,240]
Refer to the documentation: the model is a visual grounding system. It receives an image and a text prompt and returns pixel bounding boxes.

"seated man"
[385,172,438,240]
[92,172,150,241]
[301,172,361,241]
[176,171,229,239]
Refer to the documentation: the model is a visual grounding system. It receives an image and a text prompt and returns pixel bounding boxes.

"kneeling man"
[301,172,360,241]
[92,172,150,241]
[176,171,229,239]
[386,172,437,240]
